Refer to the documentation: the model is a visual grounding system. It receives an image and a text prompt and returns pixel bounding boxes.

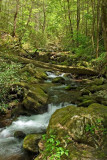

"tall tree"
[91,0,95,52]
[67,0,73,36]
[12,0,19,37]
[96,0,100,58]
[101,0,107,52]
[42,0,46,34]
[77,0,80,46]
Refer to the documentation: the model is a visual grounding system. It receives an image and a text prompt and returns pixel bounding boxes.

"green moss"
[81,88,90,95]
[23,134,42,153]
[65,85,77,90]
[22,84,48,113]
[92,78,104,85]
[35,68,47,80]
[45,103,107,159]
[52,77,65,84]
[89,85,104,93]
[78,100,96,107]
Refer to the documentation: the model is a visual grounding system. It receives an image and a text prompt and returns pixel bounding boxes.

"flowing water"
[0,71,73,160]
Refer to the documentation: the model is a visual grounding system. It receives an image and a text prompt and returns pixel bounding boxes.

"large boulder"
[40,103,107,159]
[22,85,48,113]
[94,90,107,106]
[9,83,48,114]
[23,134,42,153]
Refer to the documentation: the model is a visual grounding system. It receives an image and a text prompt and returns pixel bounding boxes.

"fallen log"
[0,53,98,76]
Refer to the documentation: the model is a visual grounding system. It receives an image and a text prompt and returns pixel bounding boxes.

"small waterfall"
[46,71,65,78]
[0,102,70,158]
[0,71,74,159]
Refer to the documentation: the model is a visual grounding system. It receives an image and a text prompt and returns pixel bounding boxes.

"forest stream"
[0,71,75,160]
[0,0,107,158]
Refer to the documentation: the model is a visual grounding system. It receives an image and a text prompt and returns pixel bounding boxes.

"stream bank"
[0,52,107,160]
[0,71,75,160]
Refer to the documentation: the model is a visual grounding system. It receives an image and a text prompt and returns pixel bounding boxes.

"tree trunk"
[77,0,80,46]
[0,0,2,12]
[101,0,107,52]
[96,0,100,58]
[19,1,33,46]
[12,0,19,37]
[91,0,95,52]
[42,0,46,34]
[86,0,89,36]
[67,0,73,36]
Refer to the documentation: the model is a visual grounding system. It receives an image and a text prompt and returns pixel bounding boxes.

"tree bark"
[67,0,73,36]
[96,0,100,58]
[91,0,95,52]
[77,0,80,46]
[86,0,89,37]
[101,0,107,52]
[12,0,19,37]
[42,0,46,34]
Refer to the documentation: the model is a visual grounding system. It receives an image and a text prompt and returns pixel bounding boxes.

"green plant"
[85,118,107,135]
[0,103,9,115]
[42,134,69,160]
[0,61,22,104]
[85,118,107,149]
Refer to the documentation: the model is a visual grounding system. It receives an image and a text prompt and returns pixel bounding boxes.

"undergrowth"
[0,60,22,113]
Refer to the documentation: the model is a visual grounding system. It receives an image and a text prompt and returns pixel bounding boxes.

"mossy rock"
[10,83,48,114]
[94,90,107,100]
[101,101,107,106]
[77,95,93,102]
[34,156,40,160]
[63,73,72,78]
[65,85,72,90]
[93,90,107,105]
[44,103,107,159]
[52,77,65,84]
[81,88,90,95]
[78,100,96,107]
[22,86,48,113]
[23,134,42,153]
[20,64,47,81]
[0,108,7,115]
[20,65,36,76]
[65,85,77,90]
[14,131,26,139]
[92,78,104,85]
[88,85,104,93]
[35,68,47,80]
[23,96,41,112]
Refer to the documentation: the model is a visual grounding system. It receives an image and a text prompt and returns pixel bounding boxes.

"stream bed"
[0,71,76,160]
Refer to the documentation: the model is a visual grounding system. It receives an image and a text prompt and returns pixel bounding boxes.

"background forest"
[0,0,107,57]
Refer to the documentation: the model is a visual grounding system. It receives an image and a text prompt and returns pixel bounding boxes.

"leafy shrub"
[42,134,69,160]
[91,52,107,75]
[0,61,22,104]
[85,118,107,149]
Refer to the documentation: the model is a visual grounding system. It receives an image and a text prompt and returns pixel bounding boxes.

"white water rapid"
[0,71,71,159]
[0,72,73,160]
[0,102,70,158]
